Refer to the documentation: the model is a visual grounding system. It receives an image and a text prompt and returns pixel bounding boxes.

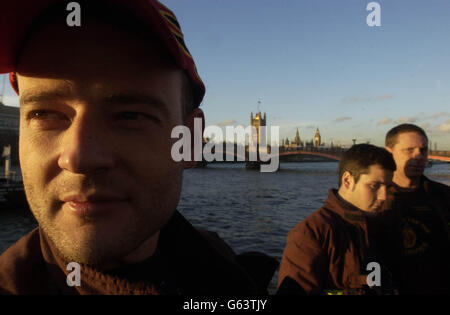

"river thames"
[1,161,449,293]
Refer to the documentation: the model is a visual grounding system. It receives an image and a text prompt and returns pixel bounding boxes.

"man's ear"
[385,146,393,153]
[183,108,205,169]
[341,171,354,190]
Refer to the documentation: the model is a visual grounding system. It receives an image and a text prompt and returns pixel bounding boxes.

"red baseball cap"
[0,0,205,107]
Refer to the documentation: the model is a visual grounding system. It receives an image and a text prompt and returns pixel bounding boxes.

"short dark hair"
[385,124,428,148]
[338,144,396,187]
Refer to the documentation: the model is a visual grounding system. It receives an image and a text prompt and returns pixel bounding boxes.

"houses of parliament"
[250,111,322,150]
[282,128,322,149]
[250,111,322,149]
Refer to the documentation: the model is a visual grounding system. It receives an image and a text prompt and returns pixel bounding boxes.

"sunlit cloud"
[217,119,236,127]
[341,94,393,104]
[1,95,19,107]
[427,111,450,120]
[394,117,418,124]
[332,116,351,123]
[436,119,450,133]
[420,122,431,130]
[377,117,392,125]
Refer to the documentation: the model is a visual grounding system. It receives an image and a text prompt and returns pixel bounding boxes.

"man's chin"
[405,168,424,179]
[365,208,381,215]
[364,202,384,214]
[44,224,135,267]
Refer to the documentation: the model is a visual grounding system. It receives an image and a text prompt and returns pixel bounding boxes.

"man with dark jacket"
[385,124,450,294]
[277,144,397,295]
[0,0,276,295]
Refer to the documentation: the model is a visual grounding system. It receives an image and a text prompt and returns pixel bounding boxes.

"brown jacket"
[277,189,394,295]
[0,211,276,295]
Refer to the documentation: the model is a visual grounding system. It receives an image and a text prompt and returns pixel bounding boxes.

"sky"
[2,0,450,149]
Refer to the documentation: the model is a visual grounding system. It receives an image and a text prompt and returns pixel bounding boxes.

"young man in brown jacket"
[0,0,276,295]
[277,144,397,295]
[385,124,450,294]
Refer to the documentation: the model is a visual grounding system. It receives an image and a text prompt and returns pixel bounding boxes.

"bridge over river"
[206,145,450,165]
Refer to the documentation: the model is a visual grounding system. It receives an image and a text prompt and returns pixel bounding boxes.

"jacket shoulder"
[289,207,339,245]
[279,208,337,294]
[161,212,262,294]
[424,177,450,205]
[0,228,48,294]
[197,229,237,259]
[426,178,450,194]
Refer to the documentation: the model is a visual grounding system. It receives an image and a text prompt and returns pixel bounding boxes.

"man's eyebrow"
[21,91,171,114]
[102,94,167,108]
[20,89,73,105]
[101,93,171,117]
[369,180,388,185]
[403,145,427,150]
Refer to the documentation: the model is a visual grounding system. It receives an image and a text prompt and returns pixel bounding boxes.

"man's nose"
[57,114,115,174]
[377,186,387,201]
[413,148,427,159]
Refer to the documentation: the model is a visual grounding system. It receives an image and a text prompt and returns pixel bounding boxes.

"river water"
[1,161,449,293]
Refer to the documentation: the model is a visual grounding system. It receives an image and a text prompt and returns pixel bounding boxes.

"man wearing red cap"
[0,1,276,294]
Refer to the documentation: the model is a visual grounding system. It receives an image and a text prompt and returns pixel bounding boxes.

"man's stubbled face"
[388,132,428,185]
[17,17,186,267]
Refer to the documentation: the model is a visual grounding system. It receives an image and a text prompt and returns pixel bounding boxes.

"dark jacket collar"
[324,189,380,226]
[39,210,257,295]
[391,175,433,194]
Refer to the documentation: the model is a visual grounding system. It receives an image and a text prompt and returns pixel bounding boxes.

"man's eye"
[119,112,148,120]
[27,110,68,122]
[26,110,70,129]
[28,110,55,119]
[116,112,160,123]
